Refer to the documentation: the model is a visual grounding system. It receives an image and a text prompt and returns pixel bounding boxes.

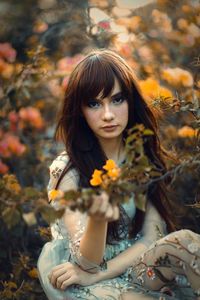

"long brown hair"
[55,49,177,241]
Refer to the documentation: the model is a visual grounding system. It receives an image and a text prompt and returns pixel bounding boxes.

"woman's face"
[82,79,129,141]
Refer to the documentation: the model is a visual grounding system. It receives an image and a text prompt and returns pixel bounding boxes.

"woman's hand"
[88,191,119,222]
[48,262,99,290]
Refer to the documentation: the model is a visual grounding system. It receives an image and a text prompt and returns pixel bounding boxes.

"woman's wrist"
[94,269,108,283]
[88,215,108,225]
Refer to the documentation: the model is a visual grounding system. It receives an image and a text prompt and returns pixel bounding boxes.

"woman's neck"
[98,136,125,165]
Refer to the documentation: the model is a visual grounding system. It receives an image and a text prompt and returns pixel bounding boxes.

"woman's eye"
[112,97,125,105]
[87,100,100,109]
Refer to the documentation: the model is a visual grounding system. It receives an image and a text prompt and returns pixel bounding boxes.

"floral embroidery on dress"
[51,166,64,179]
[188,242,199,253]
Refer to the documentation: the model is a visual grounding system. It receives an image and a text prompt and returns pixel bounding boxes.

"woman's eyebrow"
[94,91,122,101]
[111,91,123,99]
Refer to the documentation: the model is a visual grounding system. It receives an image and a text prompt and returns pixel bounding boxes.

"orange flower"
[1,62,14,79]
[146,267,156,279]
[139,78,173,100]
[5,178,21,194]
[28,268,38,279]
[90,170,103,186]
[103,159,117,171]
[10,182,21,194]
[177,18,188,30]
[162,68,193,87]
[178,126,197,138]
[33,21,48,33]
[49,189,64,201]
[107,168,120,180]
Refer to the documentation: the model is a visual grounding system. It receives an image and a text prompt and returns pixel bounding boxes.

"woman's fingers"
[89,191,120,221]
[49,262,76,287]
[50,261,72,272]
[113,205,120,220]
[106,205,120,221]
[98,193,109,215]
[49,267,66,287]
[89,196,101,214]
[60,275,79,290]
[105,204,113,219]
[55,272,71,289]
[89,192,108,214]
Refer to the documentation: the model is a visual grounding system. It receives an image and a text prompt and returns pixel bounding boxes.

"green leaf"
[39,206,65,224]
[134,193,147,212]
[196,108,200,118]
[24,187,39,199]
[125,134,136,145]
[150,170,162,177]
[143,129,154,136]
[2,207,21,229]
[180,105,190,111]
[64,190,80,200]
[7,281,17,289]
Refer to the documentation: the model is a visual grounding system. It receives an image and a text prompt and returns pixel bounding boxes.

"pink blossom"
[0,134,26,157]
[0,43,16,62]
[0,159,9,174]
[97,20,111,31]
[9,111,19,123]
[19,107,44,129]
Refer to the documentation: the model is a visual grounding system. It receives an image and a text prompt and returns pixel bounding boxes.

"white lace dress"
[37,152,200,300]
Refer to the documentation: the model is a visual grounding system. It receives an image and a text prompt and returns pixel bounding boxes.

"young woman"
[37,49,200,300]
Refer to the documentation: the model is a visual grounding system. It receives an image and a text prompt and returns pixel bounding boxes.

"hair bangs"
[77,56,117,105]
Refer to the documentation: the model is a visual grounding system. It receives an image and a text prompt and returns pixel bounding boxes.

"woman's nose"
[102,104,114,121]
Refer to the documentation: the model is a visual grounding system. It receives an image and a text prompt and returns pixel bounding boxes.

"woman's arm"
[98,240,148,281]
[59,173,119,269]
[49,242,147,290]
[79,217,108,265]
[96,200,166,282]
[64,192,119,265]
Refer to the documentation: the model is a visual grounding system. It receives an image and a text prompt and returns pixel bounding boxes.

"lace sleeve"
[48,153,105,273]
[139,201,167,247]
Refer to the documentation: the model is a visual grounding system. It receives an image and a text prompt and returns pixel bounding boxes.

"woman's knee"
[157,229,197,245]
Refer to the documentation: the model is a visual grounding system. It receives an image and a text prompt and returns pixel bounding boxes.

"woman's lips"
[101,125,118,132]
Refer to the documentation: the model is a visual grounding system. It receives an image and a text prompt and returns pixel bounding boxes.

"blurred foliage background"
[0,0,200,299]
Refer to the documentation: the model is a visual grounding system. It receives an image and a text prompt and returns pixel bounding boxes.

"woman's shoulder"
[48,151,79,192]
[49,151,69,179]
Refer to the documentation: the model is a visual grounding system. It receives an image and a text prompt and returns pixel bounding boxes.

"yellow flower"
[139,78,173,100]
[49,189,64,201]
[177,18,188,30]
[159,87,173,99]
[178,126,197,138]
[8,182,21,194]
[90,169,103,186]
[179,72,194,87]
[103,159,117,171]
[4,175,21,194]
[107,168,121,180]
[28,268,38,279]
[162,68,193,87]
